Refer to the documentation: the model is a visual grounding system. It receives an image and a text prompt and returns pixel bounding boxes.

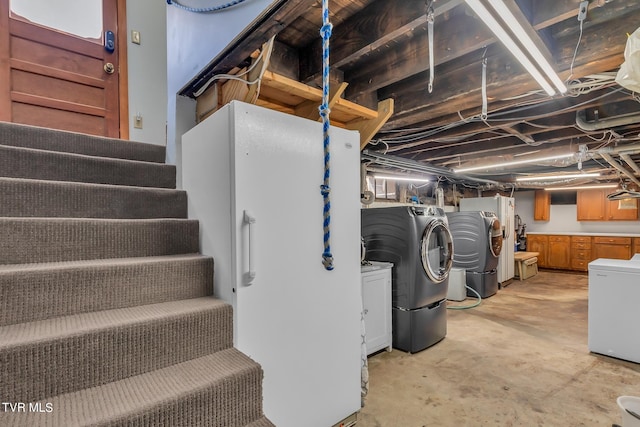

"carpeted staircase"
[0,122,274,427]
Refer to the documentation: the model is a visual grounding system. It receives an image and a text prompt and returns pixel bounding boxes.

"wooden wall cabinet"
[593,236,632,260]
[534,190,550,221]
[547,235,571,269]
[577,189,639,221]
[526,234,548,268]
[606,198,639,220]
[570,236,592,271]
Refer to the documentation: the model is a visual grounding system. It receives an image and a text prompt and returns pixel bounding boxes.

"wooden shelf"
[195,41,393,150]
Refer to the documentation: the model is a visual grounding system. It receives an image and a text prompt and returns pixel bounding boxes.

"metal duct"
[576,109,640,131]
[361,150,501,186]
[599,152,640,187]
[620,153,640,176]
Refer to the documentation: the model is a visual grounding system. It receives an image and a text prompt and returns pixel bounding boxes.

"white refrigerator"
[459,195,515,284]
[588,258,640,363]
[181,101,361,427]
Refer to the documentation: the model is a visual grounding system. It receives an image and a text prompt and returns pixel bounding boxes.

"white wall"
[166,0,274,179]
[515,190,640,234]
[126,0,167,145]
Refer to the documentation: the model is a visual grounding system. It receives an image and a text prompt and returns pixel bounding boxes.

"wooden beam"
[344,98,394,150]
[299,0,464,82]
[345,11,495,99]
[380,5,634,132]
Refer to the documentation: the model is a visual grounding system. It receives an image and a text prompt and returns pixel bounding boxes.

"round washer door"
[489,218,503,257]
[420,218,454,283]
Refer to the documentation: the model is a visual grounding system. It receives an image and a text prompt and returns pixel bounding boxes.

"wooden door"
[606,198,638,220]
[593,236,632,260]
[526,234,548,268]
[547,235,571,269]
[576,189,605,220]
[0,0,126,138]
[533,190,550,221]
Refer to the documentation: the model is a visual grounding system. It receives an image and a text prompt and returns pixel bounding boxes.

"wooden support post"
[294,82,348,121]
[346,98,394,150]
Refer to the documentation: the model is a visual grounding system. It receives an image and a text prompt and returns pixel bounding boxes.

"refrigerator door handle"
[243,210,256,283]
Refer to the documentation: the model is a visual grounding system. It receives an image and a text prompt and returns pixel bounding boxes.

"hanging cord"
[166,0,250,13]
[320,0,334,271]
[426,0,435,93]
[566,4,586,83]
[481,47,488,121]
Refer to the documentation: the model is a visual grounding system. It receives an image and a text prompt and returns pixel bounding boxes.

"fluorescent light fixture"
[373,174,431,183]
[545,184,618,191]
[454,152,574,173]
[516,172,600,182]
[486,1,567,94]
[465,0,557,96]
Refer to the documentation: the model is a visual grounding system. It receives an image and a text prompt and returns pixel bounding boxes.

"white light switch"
[132,30,141,45]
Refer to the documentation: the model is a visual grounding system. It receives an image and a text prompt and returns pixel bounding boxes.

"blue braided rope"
[166,0,250,13]
[320,0,333,271]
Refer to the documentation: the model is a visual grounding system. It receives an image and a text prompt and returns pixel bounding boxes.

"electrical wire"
[192,35,275,98]
[567,14,585,83]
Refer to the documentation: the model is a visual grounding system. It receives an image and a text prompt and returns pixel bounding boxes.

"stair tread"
[246,416,277,427]
[0,121,166,163]
[0,348,262,426]
[0,297,228,347]
[0,176,185,193]
[0,144,176,188]
[0,254,209,273]
[0,144,171,167]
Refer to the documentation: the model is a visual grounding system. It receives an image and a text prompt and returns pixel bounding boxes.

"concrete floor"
[358,270,640,427]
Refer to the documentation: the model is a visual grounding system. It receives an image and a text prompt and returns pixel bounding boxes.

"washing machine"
[445,211,502,298]
[361,205,453,353]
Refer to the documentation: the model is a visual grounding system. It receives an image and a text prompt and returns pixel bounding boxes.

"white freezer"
[588,258,640,363]
[459,195,515,284]
[182,101,361,427]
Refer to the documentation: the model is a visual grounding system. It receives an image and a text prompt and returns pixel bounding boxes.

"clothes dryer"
[361,206,453,353]
[446,211,502,298]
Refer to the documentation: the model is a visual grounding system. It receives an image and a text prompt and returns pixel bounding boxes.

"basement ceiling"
[181,0,640,191]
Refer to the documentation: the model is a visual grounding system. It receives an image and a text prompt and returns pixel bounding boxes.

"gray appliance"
[361,206,453,353]
[446,211,502,298]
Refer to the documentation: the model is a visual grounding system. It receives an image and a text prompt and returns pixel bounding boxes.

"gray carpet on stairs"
[0,121,166,163]
[0,177,187,218]
[0,144,176,188]
[0,255,214,326]
[0,218,200,264]
[0,122,274,427]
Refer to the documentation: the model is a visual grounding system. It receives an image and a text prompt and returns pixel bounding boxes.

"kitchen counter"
[526,232,640,237]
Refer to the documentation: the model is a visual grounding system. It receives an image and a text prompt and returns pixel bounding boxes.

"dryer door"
[489,217,503,257]
[420,218,454,283]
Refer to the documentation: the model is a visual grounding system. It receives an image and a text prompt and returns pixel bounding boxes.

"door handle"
[104,63,115,74]
[244,210,256,284]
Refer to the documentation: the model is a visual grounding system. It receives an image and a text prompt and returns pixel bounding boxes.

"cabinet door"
[634,238,640,255]
[547,236,571,269]
[577,189,605,221]
[534,190,550,221]
[362,269,392,355]
[606,198,639,220]
[593,237,632,260]
[526,235,548,268]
